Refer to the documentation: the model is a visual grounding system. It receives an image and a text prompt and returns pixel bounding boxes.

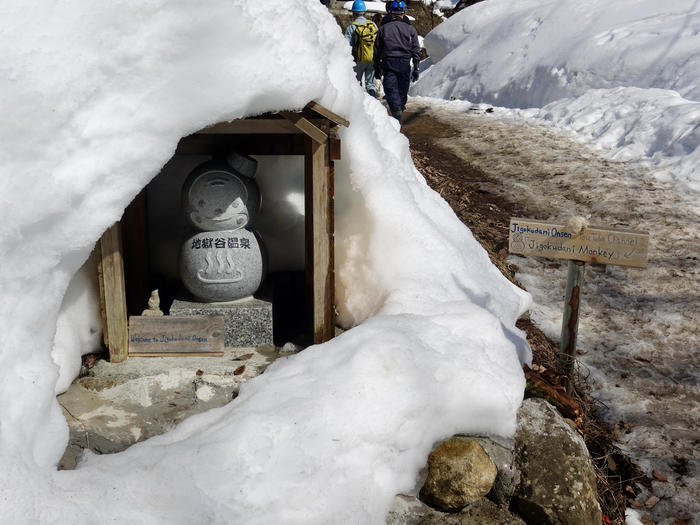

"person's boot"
[391,108,403,124]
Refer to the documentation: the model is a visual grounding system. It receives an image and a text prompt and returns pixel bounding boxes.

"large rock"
[469,436,520,505]
[387,495,525,525]
[419,437,498,511]
[512,398,601,525]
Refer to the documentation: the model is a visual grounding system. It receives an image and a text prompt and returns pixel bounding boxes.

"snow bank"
[413,0,700,192]
[527,87,700,193]
[415,0,700,106]
[0,0,529,522]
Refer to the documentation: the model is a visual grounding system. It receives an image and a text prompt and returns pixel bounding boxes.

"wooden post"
[559,260,585,393]
[305,135,334,344]
[98,223,129,362]
[121,189,150,315]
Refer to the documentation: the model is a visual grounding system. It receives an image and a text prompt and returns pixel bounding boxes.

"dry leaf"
[673,519,690,525]
[645,495,660,509]
[606,453,618,472]
[625,485,636,496]
[238,353,254,361]
[196,369,204,376]
[652,470,668,482]
[234,365,246,375]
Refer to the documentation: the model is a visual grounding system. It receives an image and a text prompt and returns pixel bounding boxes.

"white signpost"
[508,218,649,392]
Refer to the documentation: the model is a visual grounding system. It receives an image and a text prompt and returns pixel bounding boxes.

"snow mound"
[414,0,700,107]
[0,0,530,522]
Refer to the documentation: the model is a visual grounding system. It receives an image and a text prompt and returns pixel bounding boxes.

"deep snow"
[0,0,530,523]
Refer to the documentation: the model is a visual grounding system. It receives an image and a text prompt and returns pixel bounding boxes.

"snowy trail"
[408,98,699,522]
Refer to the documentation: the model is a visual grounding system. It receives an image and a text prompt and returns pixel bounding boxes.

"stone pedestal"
[170,295,273,347]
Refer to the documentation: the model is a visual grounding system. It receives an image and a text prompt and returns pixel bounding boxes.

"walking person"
[382,0,411,25]
[374,0,420,124]
[345,0,379,98]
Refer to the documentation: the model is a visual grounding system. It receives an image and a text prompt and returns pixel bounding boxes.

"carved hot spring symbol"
[197,249,244,284]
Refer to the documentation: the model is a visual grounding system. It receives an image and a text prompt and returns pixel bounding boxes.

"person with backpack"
[374,0,420,124]
[344,0,379,98]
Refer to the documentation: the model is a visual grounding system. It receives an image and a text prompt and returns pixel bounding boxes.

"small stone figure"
[141,289,164,316]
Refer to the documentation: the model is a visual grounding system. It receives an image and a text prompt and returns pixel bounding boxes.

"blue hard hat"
[351,0,366,12]
[388,1,406,13]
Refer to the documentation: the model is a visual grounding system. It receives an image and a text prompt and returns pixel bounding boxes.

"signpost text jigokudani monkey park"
[508,217,650,393]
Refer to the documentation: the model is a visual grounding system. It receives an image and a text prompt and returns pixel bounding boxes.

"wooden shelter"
[98,101,348,362]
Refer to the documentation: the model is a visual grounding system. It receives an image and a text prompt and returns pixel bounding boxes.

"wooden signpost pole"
[560,260,585,394]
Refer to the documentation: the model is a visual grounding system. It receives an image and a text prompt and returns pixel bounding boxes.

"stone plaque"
[128,315,225,356]
[508,218,649,268]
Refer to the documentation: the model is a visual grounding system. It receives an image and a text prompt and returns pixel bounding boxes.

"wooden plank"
[508,218,649,268]
[305,137,334,344]
[128,353,224,357]
[121,189,150,315]
[197,119,301,135]
[99,223,129,362]
[305,101,350,128]
[329,130,342,161]
[176,134,305,156]
[128,315,225,355]
[282,111,328,144]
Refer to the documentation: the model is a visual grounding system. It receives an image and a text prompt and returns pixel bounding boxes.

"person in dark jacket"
[374,0,420,124]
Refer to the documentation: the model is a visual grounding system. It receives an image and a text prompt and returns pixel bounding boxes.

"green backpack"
[352,21,377,63]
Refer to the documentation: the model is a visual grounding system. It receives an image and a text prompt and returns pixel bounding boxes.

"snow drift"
[413,0,700,192]
[0,0,529,523]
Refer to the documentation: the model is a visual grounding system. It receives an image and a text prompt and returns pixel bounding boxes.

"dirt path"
[402,99,699,524]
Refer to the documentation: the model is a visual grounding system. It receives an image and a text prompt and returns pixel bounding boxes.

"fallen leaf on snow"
[652,470,668,482]
[645,495,660,509]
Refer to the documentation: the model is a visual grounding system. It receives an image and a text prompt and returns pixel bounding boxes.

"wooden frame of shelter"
[98,101,348,362]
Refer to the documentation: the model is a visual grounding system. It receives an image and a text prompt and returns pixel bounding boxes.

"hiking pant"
[381,56,411,112]
[354,61,377,97]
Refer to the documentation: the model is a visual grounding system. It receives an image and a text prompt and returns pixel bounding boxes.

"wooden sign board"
[508,218,649,268]
[128,315,225,356]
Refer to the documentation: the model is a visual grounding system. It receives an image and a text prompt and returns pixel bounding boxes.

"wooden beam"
[305,136,334,344]
[305,101,350,128]
[176,134,306,156]
[98,223,128,362]
[282,111,328,144]
[197,119,301,135]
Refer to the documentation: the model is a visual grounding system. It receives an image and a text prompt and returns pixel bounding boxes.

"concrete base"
[170,294,273,347]
[57,346,293,470]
